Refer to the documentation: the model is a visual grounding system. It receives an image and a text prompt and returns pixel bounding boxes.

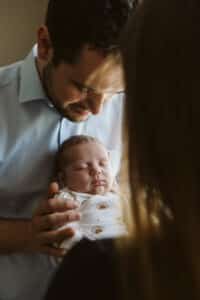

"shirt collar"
[19,45,48,104]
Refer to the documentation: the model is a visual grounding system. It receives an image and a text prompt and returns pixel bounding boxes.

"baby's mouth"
[92,180,106,187]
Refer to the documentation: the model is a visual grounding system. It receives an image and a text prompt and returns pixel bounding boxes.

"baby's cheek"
[104,170,113,182]
[77,176,91,192]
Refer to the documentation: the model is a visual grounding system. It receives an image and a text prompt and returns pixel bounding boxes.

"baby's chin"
[89,185,109,195]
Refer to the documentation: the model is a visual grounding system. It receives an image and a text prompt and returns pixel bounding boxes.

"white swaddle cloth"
[54,188,127,252]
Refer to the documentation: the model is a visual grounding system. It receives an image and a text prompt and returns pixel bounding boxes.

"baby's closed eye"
[74,163,88,171]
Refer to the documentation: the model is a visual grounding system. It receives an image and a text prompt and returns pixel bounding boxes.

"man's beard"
[42,63,90,123]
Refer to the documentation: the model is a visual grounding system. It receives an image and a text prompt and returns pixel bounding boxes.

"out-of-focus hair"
[120,0,200,299]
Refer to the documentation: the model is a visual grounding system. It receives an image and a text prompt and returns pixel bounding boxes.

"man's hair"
[45,0,135,65]
[55,135,104,174]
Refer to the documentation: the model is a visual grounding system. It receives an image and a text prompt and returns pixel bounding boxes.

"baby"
[54,135,127,252]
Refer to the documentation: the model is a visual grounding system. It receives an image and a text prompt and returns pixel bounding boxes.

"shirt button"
[97,202,108,209]
[93,226,103,234]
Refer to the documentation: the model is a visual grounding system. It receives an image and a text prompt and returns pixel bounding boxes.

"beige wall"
[0,0,48,66]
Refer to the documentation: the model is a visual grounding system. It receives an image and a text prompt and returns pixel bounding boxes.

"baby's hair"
[55,135,104,175]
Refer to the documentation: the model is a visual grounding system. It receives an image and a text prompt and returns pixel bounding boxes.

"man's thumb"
[48,182,59,197]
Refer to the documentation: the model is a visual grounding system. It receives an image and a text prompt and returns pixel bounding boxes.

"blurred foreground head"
[121,0,200,299]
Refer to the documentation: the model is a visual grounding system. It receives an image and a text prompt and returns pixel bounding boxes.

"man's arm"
[0,182,80,256]
[0,218,32,254]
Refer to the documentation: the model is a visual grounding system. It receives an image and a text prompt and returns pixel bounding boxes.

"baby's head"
[55,135,115,195]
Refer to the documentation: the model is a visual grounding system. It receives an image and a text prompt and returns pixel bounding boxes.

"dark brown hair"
[45,0,135,65]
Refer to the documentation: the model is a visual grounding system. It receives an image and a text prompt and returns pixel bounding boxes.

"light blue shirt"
[0,47,123,300]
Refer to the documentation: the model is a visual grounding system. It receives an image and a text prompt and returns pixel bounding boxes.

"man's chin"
[65,113,90,123]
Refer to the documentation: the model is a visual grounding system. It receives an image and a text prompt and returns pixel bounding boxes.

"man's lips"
[76,108,90,116]
[70,103,90,116]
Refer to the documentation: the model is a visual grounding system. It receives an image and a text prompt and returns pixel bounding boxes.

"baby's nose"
[90,165,102,176]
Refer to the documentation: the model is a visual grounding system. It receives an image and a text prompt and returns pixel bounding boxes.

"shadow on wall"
[0,0,48,66]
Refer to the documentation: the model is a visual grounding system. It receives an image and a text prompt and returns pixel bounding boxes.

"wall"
[0,0,48,66]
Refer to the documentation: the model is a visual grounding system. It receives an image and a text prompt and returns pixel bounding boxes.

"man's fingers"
[41,245,67,257]
[47,182,59,198]
[39,227,75,245]
[35,197,79,215]
[34,211,81,231]
[35,182,60,215]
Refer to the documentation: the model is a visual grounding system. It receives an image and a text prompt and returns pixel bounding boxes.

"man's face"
[60,141,114,195]
[39,45,124,122]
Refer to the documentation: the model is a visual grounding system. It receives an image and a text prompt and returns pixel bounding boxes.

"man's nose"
[87,94,105,115]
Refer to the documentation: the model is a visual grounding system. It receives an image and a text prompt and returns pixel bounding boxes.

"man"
[0,1,133,299]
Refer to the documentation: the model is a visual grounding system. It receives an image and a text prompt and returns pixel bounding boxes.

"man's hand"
[26,182,80,257]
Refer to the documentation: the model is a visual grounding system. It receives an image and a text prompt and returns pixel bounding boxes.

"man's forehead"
[59,45,125,92]
[76,44,121,68]
[85,56,124,92]
[77,45,122,72]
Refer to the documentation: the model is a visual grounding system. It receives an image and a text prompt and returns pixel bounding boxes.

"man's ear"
[37,25,53,62]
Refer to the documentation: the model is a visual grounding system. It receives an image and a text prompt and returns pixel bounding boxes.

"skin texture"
[59,141,114,195]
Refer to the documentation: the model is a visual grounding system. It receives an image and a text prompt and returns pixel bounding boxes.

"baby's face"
[60,141,114,195]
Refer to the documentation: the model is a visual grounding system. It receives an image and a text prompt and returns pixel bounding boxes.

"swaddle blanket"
[55,188,127,252]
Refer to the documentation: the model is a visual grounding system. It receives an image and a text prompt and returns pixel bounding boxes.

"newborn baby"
[54,135,127,252]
